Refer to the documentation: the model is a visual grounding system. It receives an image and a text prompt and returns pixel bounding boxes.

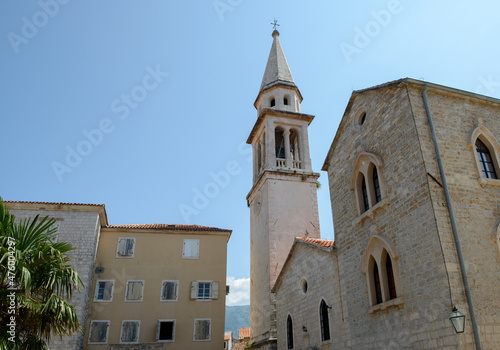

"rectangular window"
[117,237,136,258]
[161,280,179,301]
[94,280,114,302]
[182,239,200,259]
[125,280,144,302]
[190,281,219,300]
[120,320,140,344]
[157,319,175,342]
[88,320,110,344]
[193,318,211,341]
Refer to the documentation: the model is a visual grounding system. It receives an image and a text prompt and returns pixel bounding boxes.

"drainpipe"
[422,85,482,350]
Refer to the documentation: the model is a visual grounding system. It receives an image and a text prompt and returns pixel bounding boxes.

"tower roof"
[259,30,296,91]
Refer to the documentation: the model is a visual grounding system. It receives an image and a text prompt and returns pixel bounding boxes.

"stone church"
[246,30,500,349]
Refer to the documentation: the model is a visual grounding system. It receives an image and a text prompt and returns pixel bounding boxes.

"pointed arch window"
[361,175,369,212]
[275,128,285,159]
[286,315,294,349]
[373,260,383,304]
[351,153,386,217]
[386,255,397,300]
[476,138,498,179]
[470,125,500,186]
[362,235,403,312]
[372,167,382,204]
[319,300,331,342]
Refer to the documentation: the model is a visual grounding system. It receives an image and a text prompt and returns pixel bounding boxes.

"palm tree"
[0,198,83,349]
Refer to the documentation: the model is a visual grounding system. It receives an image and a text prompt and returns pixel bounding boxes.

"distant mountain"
[225,305,250,337]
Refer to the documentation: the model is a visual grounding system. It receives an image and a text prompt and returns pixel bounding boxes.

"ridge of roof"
[296,237,335,248]
[106,223,231,232]
[4,200,105,206]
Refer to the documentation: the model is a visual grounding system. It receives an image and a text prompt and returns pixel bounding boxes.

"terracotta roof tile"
[106,223,231,232]
[239,327,250,339]
[296,237,335,248]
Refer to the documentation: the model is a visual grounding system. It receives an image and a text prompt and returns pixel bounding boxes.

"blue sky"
[2,1,500,306]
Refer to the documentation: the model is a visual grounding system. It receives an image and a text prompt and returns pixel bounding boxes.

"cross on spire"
[271,18,279,31]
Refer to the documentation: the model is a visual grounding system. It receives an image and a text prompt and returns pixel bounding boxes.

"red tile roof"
[239,327,250,339]
[296,237,335,248]
[106,223,231,232]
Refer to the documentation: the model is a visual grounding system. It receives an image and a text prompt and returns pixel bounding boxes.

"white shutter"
[118,238,126,256]
[211,281,219,299]
[190,281,199,299]
[103,282,113,300]
[183,239,199,259]
[156,320,161,341]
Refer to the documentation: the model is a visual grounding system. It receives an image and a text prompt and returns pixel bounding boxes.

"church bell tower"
[247,29,321,349]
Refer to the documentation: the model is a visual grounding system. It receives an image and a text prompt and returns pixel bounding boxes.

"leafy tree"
[0,198,83,349]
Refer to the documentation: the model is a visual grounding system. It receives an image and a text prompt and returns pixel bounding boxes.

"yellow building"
[81,223,231,349]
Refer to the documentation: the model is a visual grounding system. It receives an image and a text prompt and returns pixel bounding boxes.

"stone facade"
[273,79,500,349]
[7,202,106,350]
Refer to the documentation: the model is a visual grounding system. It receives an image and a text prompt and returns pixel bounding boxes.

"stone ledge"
[368,296,404,314]
[355,198,390,225]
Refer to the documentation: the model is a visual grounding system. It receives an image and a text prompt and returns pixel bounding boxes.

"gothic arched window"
[351,153,386,216]
[476,138,498,179]
[319,300,331,342]
[362,235,403,311]
[385,253,397,300]
[361,174,369,213]
[287,315,294,349]
[372,166,382,204]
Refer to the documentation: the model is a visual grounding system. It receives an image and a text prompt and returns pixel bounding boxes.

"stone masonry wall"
[408,84,500,349]
[326,84,460,349]
[9,207,101,350]
[275,243,340,350]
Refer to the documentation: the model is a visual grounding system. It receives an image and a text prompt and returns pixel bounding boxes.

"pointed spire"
[260,30,296,92]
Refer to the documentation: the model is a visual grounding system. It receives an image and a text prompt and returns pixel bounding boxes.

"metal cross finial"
[271,18,279,31]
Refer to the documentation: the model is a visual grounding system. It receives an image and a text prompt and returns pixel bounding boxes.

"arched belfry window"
[351,153,386,216]
[289,129,301,169]
[476,138,498,179]
[270,98,276,107]
[275,128,285,159]
[319,300,331,342]
[470,124,500,184]
[286,315,294,349]
[362,236,403,311]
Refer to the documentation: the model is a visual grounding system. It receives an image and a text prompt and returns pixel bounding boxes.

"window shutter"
[125,238,134,255]
[130,322,138,342]
[211,281,219,299]
[103,282,113,300]
[118,238,126,256]
[191,281,198,299]
[183,239,199,258]
[156,320,161,341]
[89,321,108,343]
[134,282,143,300]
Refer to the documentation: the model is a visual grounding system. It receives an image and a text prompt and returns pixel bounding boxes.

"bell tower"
[247,29,321,349]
